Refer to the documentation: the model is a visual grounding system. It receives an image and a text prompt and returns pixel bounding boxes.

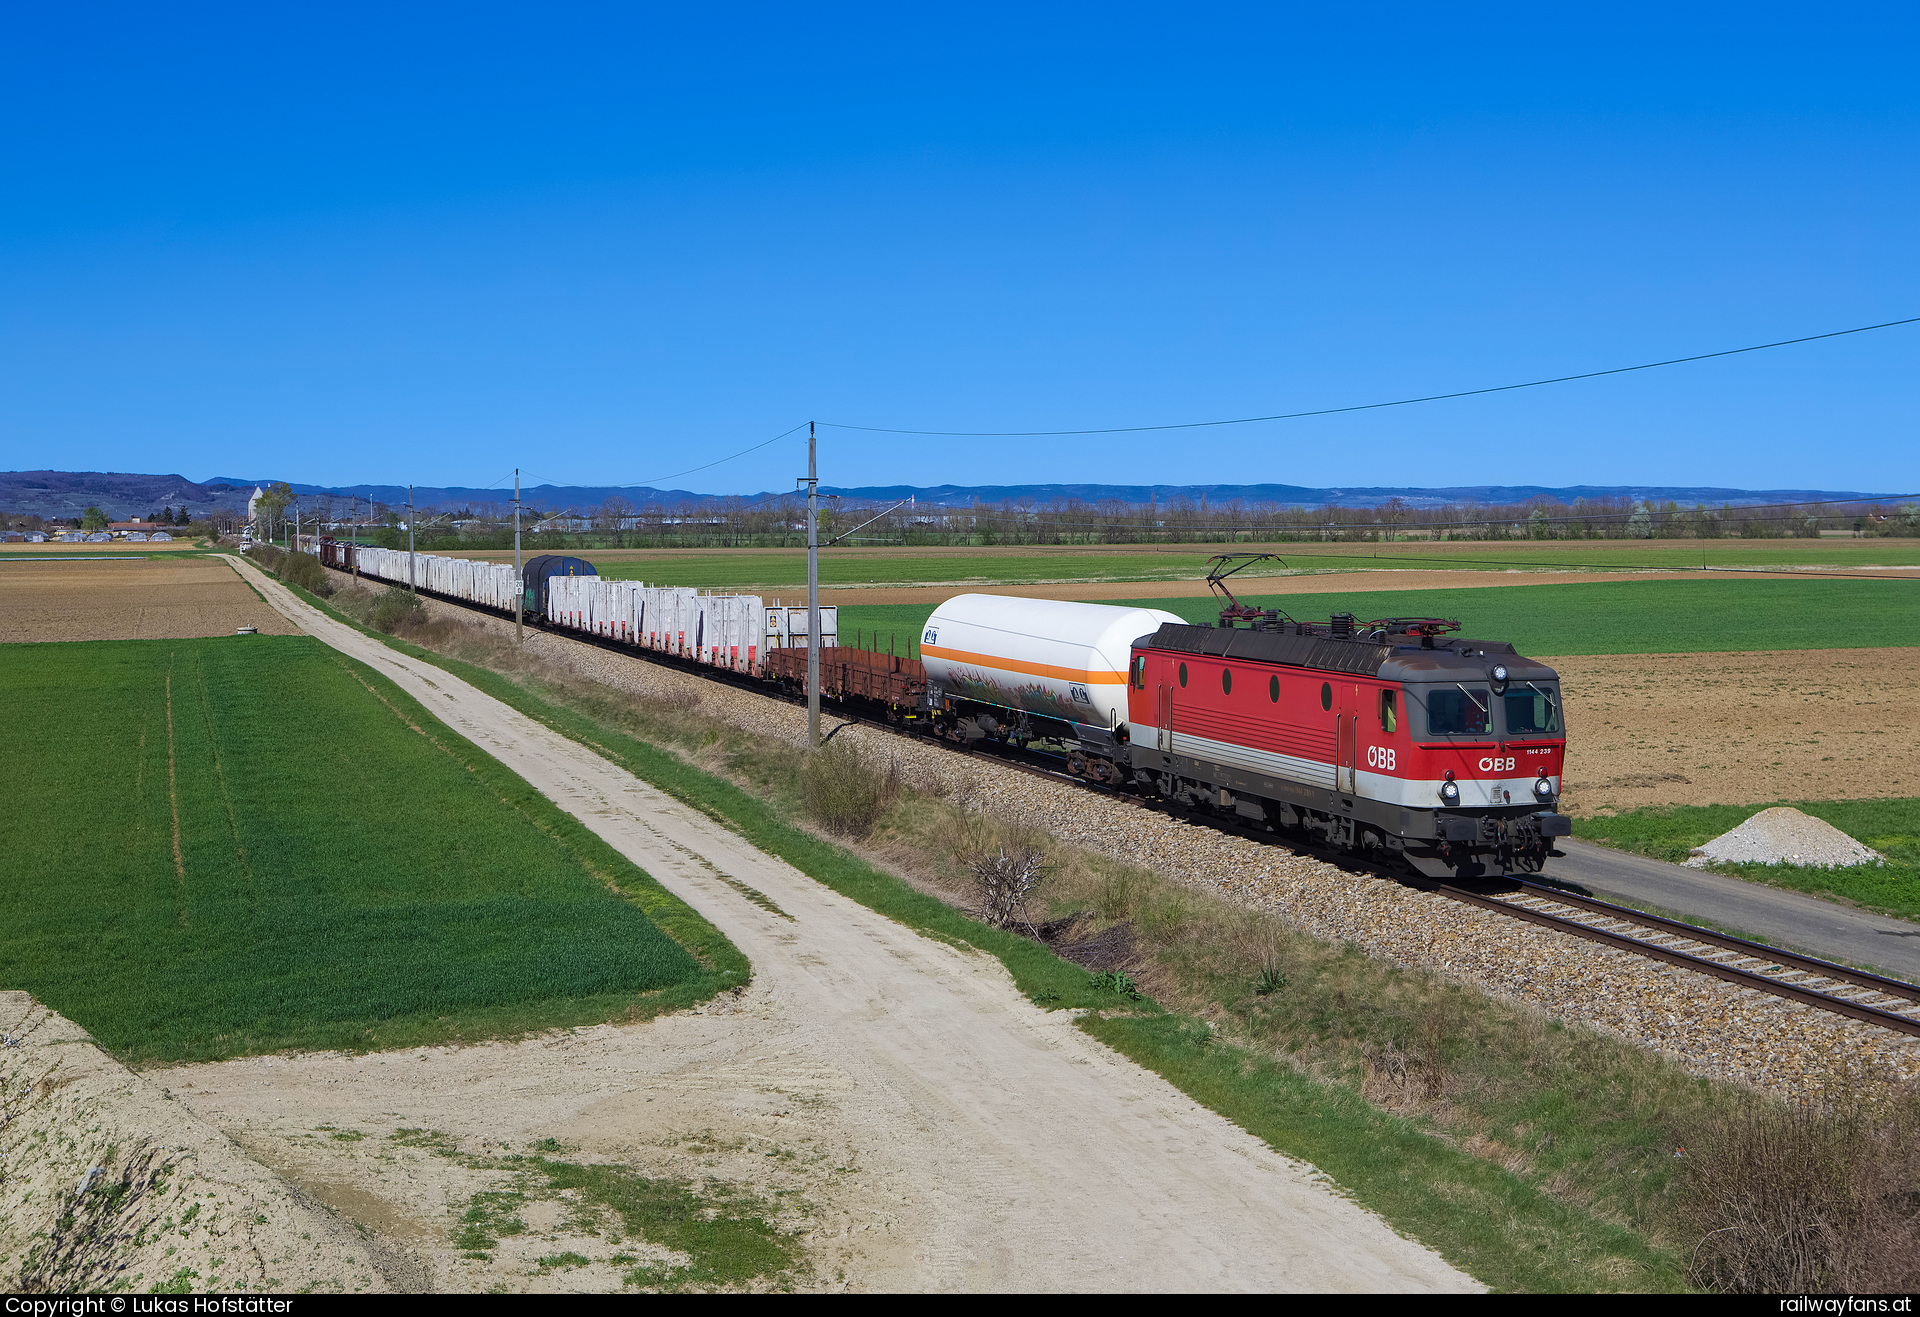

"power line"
[611,423,808,489]
[819,316,1920,437]
[496,425,809,498]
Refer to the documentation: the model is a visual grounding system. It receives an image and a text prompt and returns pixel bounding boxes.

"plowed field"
[0,557,297,641]
[1550,647,1920,816]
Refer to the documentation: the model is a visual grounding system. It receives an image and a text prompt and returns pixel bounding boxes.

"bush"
[968,845,1049,931]
[371,586,427,634]
[276,550,332,597]
[244,543,285,572]
[1677,1087,1920,1292]
[799,741,901,839]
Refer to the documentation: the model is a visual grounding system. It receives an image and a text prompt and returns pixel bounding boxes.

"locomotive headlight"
[1491,664,1509,683]
[1534,775,1555,800]
[1440,771,1460,804]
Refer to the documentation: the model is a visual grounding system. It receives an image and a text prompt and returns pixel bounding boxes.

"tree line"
[9,490,1916,550]
[368,491,1920,552]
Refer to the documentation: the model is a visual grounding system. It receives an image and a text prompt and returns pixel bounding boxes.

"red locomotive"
[1121,556,1569,877]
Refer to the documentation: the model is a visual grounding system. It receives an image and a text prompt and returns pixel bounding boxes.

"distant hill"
[1,469,1898,521]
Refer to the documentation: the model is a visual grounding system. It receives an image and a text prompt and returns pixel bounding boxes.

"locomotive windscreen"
[1423,686,1491,736]
[1503,685,1562,735]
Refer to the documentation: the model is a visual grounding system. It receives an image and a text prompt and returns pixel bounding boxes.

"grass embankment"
[473,538,1920,591]
[283,574,1768,1291]
[0,635,740,1064]
[1576,799,1920,923]
[839,575,1920,660]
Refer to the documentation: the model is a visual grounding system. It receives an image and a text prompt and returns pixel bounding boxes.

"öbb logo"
[1366,746,1396,770]
[1478,756,1517,773]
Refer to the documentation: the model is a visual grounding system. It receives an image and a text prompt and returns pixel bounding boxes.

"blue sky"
[3,3,1916,495]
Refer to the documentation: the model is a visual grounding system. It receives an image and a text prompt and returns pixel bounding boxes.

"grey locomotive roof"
[1139,623,1559,683]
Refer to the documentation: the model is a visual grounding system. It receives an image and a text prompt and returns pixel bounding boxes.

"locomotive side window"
[1133,656,1146,689]
[1221,668,1232,695]
[1425,686,1491,736]
[1320,682,1331,711]
[1269,675,1279,703]
[1379,689,1397,733]
[1178,662,1188,687]
[1503,685,1562,735]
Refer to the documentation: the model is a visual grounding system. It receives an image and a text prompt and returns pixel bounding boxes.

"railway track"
[1443,880,1920,1037]
[365,572,1920,1040]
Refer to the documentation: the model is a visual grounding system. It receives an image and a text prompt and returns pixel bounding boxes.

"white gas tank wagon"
[920,594,1184,736]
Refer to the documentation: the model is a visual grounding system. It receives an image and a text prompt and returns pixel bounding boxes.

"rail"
[1426,880,1920,1038]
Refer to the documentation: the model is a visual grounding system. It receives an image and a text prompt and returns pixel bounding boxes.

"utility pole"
[513,468,523,643]
[408,484,417,592]
[350,495,359,578]
[805,423,820,748]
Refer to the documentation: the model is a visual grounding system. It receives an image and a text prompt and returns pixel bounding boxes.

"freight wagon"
[318,539,836,676]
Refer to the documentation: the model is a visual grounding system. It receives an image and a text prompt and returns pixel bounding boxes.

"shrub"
[1677,1087,1920,1292]
[968,845,1049,932]
[370,586,427,634]
[244,543,285,572]
[276,550,332,597]
[799,741,901,838]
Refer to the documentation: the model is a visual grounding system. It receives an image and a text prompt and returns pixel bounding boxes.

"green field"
[1,635,736,1064]
[452,537,1920,591]
[838,576,1920,659]
[1574,798,1920,922]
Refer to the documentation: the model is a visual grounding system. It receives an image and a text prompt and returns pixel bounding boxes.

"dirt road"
[169,557,1474,1292]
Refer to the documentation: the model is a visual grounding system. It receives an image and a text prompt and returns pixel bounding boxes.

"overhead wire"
[818,315,1920,437]
[608,422,808,489]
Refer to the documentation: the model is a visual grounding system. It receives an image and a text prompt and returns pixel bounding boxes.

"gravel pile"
[386,584,1920,1100]
[1685,805,1884,869]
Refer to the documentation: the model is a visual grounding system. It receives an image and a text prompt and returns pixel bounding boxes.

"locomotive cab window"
[1421,685,1491,736]
[1503,684,1562,735]
[1378,689,1397,733]
[1133,656,1146,689]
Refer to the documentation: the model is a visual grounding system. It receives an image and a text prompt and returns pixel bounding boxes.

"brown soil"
[0,557,297,641]
[1549,647,1920,816]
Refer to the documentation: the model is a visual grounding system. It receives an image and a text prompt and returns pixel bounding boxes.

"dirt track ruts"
[172,556,1476,1292]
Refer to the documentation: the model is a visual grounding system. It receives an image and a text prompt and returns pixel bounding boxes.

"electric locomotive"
[1126,611,1569,877]
[922,556,1570,878]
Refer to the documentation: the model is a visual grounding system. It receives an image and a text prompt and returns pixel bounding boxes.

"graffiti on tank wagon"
[943,666,1080,717]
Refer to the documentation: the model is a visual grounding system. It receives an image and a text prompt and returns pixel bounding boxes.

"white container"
[765,606,838,650]
[920,594,1183,734]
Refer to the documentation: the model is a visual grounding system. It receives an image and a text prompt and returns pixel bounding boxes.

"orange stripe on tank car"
[920,644,1128,684]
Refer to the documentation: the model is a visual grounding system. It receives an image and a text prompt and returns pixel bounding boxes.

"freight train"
[317,539,1569,877]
